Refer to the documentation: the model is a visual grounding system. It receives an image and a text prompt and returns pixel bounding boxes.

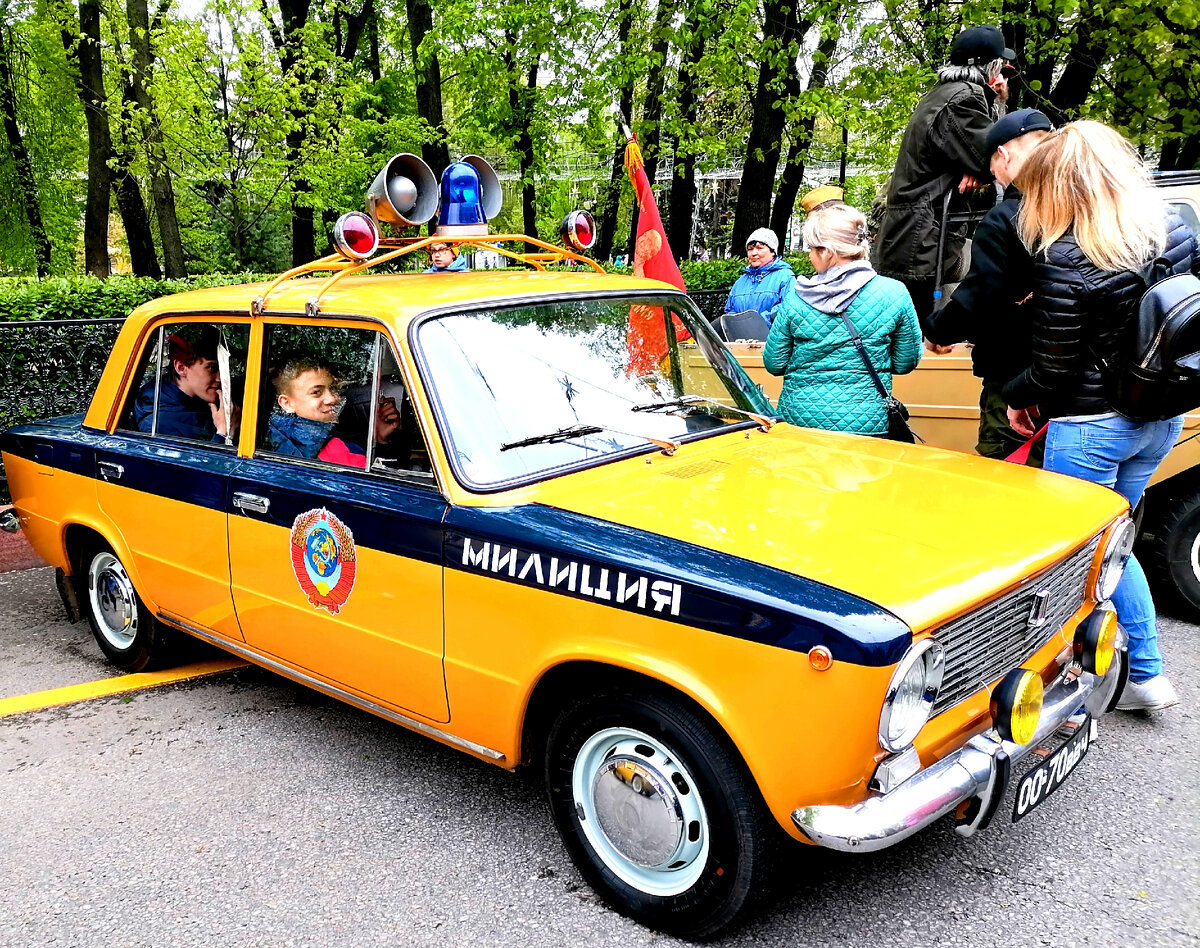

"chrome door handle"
[232,492,270,515]
[98,461,124,482]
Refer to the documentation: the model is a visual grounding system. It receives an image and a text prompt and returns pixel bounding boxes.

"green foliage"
[0,0,1195,281]
[0,274,267,322]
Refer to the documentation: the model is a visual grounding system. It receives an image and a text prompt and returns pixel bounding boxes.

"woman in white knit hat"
[722,227,795,325]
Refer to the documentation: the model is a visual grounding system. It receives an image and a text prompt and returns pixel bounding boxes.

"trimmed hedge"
[0,274,267,323]
[0,256,815,323]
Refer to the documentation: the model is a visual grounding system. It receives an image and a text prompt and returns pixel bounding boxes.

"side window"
[1168,200,1200,235]
[258,324,432,480]
[117,321,249,446]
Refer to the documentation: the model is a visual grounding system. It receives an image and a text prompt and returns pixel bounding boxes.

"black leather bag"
[838,311,921,444]
[883,395,917,444]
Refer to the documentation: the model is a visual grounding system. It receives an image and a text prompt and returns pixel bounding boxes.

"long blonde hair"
[1016,120,1166,272]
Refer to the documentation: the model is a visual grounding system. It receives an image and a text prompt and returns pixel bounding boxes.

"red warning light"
[560,210,596,251]
[333,212,379,260]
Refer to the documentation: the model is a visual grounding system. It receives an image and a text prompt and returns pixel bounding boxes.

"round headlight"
[991,668,1044,745]
[1093,518,1136,601]
[878,638,945,753]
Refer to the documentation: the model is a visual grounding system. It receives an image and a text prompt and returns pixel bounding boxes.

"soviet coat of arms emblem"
[289,508,357,614]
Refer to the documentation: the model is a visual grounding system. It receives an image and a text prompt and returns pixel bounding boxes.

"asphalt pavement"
[0,565,1196,948]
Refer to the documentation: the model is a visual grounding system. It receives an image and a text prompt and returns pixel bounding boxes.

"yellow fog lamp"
[1075,606,1119,676]
[991,668,1043,745]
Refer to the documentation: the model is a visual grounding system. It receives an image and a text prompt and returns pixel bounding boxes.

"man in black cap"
[923,107,1054,462]
[873,25,1016,325]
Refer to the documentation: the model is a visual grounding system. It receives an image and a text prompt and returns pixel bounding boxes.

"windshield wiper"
[500,424,603,451]
[500,422,680,455]
[631,394,775,431]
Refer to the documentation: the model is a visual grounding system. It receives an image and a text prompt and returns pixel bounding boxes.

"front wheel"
[544,690,779,939]
[1140,486,1200,620]
[82,544,174,672]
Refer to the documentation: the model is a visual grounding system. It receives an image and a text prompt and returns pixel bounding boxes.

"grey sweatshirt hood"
[793,260,877,315]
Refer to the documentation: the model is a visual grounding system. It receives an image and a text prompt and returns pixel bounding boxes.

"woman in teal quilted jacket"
[764,203,922,435]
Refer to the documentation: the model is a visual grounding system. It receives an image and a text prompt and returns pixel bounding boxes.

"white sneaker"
[1116,675,1180,712]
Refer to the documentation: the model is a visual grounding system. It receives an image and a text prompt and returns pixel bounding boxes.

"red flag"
[623,136,690,375]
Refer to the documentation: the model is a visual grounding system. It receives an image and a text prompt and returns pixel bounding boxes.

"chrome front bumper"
[792,652,1125,853]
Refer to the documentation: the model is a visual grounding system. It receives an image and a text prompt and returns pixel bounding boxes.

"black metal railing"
[686,289,727,322]
[1,318,125,501]
[0,295,738,502]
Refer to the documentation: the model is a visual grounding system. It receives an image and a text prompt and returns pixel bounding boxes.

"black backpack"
[1108,259,1200,422]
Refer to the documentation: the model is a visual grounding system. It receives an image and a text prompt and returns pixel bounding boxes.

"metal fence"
[0,296,736,502]
[1,318,125,502]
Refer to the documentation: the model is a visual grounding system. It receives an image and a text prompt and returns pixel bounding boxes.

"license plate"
[1012,716,1092,823]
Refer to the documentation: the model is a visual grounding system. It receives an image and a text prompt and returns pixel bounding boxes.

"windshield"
[415,294,773,490]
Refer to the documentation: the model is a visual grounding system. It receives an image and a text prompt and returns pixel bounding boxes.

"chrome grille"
[931,535,1101,716]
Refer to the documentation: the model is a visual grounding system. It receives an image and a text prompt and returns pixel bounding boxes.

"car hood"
[522,425,1127,631]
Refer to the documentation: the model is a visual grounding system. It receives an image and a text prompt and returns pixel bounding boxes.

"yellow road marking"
[0,657,248,718]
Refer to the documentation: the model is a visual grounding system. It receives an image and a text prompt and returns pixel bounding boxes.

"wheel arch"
[61,521,153,608]
[519,660,755,785]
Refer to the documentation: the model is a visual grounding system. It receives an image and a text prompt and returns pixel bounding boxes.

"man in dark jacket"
[924,108,1053,460]
[873,25,1014,322]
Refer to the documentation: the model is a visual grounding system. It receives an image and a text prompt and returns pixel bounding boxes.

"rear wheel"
[544,690,779,939]
[1140,486,1200,620]
[82,544,174,672]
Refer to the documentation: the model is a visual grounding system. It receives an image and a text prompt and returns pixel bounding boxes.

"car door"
[227,320,449,722]
[95,317,250,642]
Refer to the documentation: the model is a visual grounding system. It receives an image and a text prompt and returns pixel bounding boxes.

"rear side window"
[117,321,250,446]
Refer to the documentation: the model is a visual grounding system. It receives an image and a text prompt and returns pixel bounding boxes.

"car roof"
[130,270,681,331]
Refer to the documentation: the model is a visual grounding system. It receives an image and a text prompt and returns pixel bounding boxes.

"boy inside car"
[132,327,236,442]
[266,358,400,468]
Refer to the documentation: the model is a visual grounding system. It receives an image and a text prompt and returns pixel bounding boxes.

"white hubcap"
[88,552,138,650]
[571,727,709,896]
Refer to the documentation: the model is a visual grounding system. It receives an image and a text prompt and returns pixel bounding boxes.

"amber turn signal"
[808,645,833,672]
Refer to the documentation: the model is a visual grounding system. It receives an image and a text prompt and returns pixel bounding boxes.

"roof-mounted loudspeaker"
[367,153,438,227]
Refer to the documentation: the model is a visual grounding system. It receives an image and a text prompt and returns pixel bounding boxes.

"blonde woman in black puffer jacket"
[1002,120,1198,713]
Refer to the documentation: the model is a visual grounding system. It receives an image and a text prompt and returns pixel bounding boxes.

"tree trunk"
[769,20,840,241]
[626,0,674,257]
[366,0,381,83]
[128,0,186,277]
[262,0,316,266]
[0,27,52,276]
[112,107,161,277]
[730,0,802,253]
[511,53,540,242]
[594,0,635,263]
[666,8,708,259]
[406,0,450,181]
[1046,5,1108,122]
[56,0,112,276]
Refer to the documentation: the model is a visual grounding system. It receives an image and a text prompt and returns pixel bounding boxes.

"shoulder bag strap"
[837,310,891,402]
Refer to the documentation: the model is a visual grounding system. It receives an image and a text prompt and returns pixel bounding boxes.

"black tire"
[81,542,174,672]
[1140,486,1200,620]
[544,690,780,940]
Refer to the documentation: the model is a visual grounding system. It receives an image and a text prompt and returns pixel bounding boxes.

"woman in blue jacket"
[723,228,795,324]
[764,204,921,435]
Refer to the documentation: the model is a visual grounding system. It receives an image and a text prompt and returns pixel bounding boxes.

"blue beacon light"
[436,162,489,234]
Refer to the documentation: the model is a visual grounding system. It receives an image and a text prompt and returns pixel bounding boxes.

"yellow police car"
[1,155,1133,938]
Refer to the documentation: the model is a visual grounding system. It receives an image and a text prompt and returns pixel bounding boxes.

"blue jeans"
[1044,414,1184,681]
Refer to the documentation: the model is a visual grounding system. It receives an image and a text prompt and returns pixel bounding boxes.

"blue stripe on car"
[4,424,911,666]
